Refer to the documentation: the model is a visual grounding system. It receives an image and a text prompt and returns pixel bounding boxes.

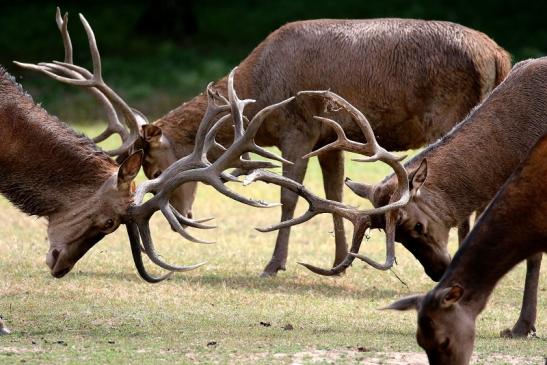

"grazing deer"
[304,57,547,337]
[386,134,547,365]
[25,11,510,276]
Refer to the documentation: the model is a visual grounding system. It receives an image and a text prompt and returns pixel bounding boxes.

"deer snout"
[46,248,73,278]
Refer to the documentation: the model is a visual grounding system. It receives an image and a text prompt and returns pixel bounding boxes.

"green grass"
[0,124,545,364]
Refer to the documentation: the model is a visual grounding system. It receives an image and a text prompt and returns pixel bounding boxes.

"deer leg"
[457,218,470,247]
[500,253,542,338]
[318,149,347,267]
[458,206,486,246]
[261,134,316,277]
[0,315,10,335]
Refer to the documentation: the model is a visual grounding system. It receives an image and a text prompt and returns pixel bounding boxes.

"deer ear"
[118,150,143,189]
[439,285,464,308]
[345,178,375,201]
[409,159,428,196]
[384,294,423,311]
[142,125,162,143]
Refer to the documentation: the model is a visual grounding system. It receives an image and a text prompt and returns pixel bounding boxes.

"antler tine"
[137,221,207,272]
[55,7,72,64]
[127,223,174,283]
[160,205,215,244]
[15,9,141,156]
[38,62,130,153]
[250,91,410,275]
[227,67,255,140]
[302,116,370,159]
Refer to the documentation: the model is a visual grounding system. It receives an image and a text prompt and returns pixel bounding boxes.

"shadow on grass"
[187,274,400,299]
[73,270,400,299]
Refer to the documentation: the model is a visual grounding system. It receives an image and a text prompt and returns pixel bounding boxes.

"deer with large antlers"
[12,9,412,280]
[386,133,547,365]
[21,10,511,276]
[0,65,202,334]
[5,8,415,335]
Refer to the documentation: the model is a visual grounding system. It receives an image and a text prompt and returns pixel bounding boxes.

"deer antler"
[125,68,295,281]
[14,7,143,156]
[127,68,409,281]
[245,90,410,274]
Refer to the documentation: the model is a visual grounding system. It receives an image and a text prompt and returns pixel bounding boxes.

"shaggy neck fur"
[0,68,117,217]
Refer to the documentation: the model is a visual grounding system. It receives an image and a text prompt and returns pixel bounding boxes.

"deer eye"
[414,222,424,234]
[153,170,162,179]
[103,219,114,231]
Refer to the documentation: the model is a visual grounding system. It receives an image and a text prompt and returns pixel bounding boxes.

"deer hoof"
[500,325,537,338]
[260,261,287,277]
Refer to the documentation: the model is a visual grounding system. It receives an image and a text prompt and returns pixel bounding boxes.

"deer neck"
[436,205,540,319]
[155,77,246,158]
[402,63,547,228]
[0,71,117,217]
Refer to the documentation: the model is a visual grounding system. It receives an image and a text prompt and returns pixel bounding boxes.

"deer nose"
[46,248,61,271]
[187,211,193,219]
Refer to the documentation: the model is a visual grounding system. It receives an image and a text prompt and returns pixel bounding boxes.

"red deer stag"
[11,10,412,281]
[22,9,510,276]
[386,133,547,365]
[0,66,201,334]
[300,58,547,337]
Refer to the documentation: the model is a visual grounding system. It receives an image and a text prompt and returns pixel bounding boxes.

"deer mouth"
[46,248,73,278]
[51,266,73,278]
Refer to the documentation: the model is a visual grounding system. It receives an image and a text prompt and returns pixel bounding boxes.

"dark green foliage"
[0,1,544,121]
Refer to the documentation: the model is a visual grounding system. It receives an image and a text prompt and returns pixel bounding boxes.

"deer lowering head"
[386,133,547,365]
[17,7,415,281]
[343,159,452,280]
[0,66,146,278]
[13,10,211,282]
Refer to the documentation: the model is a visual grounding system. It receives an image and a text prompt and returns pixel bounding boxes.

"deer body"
[388,133,547,365]
[145,19,510,276]
[359,58,547,337]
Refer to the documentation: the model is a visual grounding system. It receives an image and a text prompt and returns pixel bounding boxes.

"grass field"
[0,124,545,364]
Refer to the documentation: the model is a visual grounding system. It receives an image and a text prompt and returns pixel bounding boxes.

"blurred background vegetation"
[2,0,546,122]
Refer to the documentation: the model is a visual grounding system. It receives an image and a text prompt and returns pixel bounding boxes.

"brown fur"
[388,134,547,365]
[0,68,141,280]
[372,57,547,339]
[144,19,510,275]
[0,68,117,215]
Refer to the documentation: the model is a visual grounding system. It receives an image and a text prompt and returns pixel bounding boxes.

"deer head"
[45,152,143,277]
[348,159,452,280]
[386,285,475,365]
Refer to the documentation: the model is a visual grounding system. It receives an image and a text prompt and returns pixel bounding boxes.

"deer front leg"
[500,253,542,338]
[318,149,347,267]
[457,218,470,246]
[261,133,316,277]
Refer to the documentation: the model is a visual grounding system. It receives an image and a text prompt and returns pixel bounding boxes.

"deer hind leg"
[318,149,348,268]
[500,253,542,338]
[260,133,317,277]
